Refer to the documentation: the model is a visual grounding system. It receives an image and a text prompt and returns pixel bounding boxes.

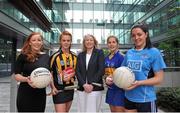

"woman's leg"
[66,101,73,112]
[54,103,66,112]
[109,105,125,112]
[54,100,72,112]
[125,109,137,112]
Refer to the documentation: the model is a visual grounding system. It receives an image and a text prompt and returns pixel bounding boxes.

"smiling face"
[131,27,147,50]
[29,34,43,53]
[60,35,72,51]
[84,35,95,50]
[107,37,119,53]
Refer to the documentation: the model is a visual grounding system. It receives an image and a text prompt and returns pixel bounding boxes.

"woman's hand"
[26,76,36,88]
[125,80,141,90]
[83,84,93,93]
[47,78,59,96]
[63,70,75,82]
[63,73,75,82]
[105,76,113,85]
[51,87,59,95]
[63,75,71,82]
[125,70,164,91]
[46,86,58,96]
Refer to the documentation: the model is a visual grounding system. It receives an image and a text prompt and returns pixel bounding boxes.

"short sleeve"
[121,54,127,66]
[14,54,25,74]
[49,54,56,72]
[117,52,124,67]
[152,49,166,72]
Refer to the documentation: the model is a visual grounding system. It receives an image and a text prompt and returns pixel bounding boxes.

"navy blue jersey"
[105,51,125,106]
[105,51,124,89]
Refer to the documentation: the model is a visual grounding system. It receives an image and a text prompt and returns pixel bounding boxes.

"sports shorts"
[53,90,74,104]
[124,97,157,112]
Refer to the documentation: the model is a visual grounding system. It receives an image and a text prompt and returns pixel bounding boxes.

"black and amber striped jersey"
[50,49,77,90]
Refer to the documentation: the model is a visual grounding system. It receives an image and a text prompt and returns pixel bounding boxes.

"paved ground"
[0,76,10,112]
[0,76,164,112]
[0,76,110,112]
[46,90,110,112]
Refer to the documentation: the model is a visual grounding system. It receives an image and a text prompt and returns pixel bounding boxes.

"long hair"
[82,34,98,52]
[59,31,72,49]
[131,23,152,49]
[21,32,43,62]
[107,35,119,44]
[107,35,120,52]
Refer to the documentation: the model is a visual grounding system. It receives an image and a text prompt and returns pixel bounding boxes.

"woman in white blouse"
[76,34,105,112]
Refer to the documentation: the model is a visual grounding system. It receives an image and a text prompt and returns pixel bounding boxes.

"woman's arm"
[139,70,164,85]
[49,72,58,95]
[76,54,86,86]
[14,74,28,82]
[91,49,105,83]
[14,73,36,88]
[126,70,164,90]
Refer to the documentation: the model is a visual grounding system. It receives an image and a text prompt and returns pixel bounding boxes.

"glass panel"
[0,37,12,77]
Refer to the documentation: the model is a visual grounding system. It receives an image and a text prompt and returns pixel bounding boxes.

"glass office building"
[0,0,180,112]
[0,0,180,75]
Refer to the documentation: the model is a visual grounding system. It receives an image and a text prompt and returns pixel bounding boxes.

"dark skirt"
[17,83,46,112]
[53,90,74,104]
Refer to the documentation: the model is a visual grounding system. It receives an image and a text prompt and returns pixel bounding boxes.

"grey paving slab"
[0,82,10,112]
[0,76,164,112]
[45,89,110,112]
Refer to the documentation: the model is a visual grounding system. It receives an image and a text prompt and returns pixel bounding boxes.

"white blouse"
[86,53,91,70]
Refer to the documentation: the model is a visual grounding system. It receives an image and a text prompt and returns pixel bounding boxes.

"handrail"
[165,67,180,72]
[165,67,180,69]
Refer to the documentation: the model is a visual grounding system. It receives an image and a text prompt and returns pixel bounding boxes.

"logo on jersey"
[127,60,142,72]
[60,60,65,66]
[105,61,115,67]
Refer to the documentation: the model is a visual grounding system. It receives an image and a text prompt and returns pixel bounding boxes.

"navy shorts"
[124,97,157,112]
[105,87,125,106]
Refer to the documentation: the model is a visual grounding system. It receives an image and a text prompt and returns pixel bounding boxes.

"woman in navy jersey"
[105,35,125,112]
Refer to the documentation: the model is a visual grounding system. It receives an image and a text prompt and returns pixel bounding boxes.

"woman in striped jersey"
[50,31,77,112]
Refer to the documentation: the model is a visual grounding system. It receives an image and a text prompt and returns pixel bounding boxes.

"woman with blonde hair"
[76,34,105,112]
[50,31,77,112]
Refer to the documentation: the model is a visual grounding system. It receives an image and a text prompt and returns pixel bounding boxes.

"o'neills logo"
[33,69,50,77]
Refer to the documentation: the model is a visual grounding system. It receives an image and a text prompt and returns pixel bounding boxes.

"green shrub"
[157,87,180,112]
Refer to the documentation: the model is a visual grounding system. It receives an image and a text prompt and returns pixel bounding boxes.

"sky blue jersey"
[121,47,166,103]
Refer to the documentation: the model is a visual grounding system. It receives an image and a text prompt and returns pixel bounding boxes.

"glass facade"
[0,35,12,77]
[0,0,180,112]
[23,0,179,67]
[10,0,176,48]
[49,0,166,44]
[0,0,55,43]
[145,0,180,38]
[0,0,179,76]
